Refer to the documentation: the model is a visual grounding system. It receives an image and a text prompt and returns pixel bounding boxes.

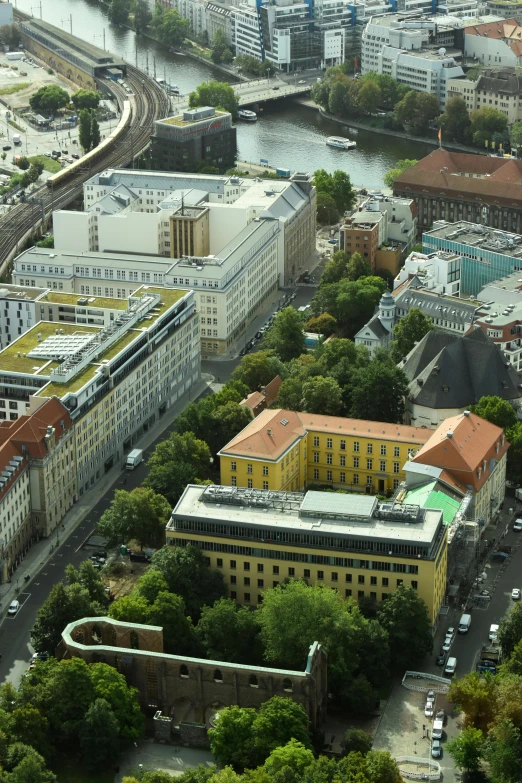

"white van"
[489,623,499,642]
[445,656,457,676]
[458,613,471,633]
[432,719,444,740]
[8,600,19,616]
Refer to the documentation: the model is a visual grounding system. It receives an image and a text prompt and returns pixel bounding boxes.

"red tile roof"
[412,411,509,491]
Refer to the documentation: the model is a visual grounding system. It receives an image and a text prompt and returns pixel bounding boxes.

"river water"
[16,0,434,187]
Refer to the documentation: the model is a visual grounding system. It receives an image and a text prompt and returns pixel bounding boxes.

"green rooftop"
[131,286,186,325]
[41,292,129,310]
[161,109,227,127]
[403,481,462,525]
[0,322,100,375]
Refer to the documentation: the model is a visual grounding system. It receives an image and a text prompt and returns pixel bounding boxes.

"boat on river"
[238,109,257,122]
[326,136,356,150]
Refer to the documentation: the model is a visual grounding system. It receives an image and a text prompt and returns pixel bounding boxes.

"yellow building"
[168,485,448,624]
[219,409,432,496]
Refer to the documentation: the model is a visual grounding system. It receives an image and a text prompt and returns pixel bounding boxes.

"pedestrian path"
[0,374,213,616]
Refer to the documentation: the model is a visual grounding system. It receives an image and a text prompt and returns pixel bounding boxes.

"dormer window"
[483,460,487,472]
[477,468,482,479]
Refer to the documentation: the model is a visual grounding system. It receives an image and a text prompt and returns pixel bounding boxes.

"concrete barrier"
[396,757,441,781]
[402,672,451,693]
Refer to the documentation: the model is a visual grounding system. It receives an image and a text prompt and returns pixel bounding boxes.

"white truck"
[12,134,21,146]
[6,52,23,61]
[458,613,471,633]
[125,448,143,470]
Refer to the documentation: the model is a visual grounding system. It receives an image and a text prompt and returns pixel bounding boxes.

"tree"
[145,431,211,504]
[97,487,171,547]
[470,107,508,147]
[8,752,56,783]
[71,89,100,110]
[327,80,352,117]
[151,6,188,45]
[208,705,258,770]
[346,252,372,281]
[446,726,484,772]
[447,672,497,732]
[212,29,233,64]
[305,314,337,335]
[197,598,263,664]
[312,80,333,111]
[90,111,100,149]
[498,603,522,658]
[342,729,373,757]
[506,421,522,484]
[78,108,92,152]
[349,354,408,423]
[189,80,238,120]
[0,23,21,49]
[438,96,471,144]
[253,698,311,761]
[311,276,386,338]
[149,591,201,655]
[108,0,130,25]
[275,377,304,411]
[231,351,285,392]
[321,251,350,284]
[79,698,120,771]
[394,91,439,134]
[264,740,314,778]
[150,544,227,620]
[16,156,29,171]
[29,86,69,115]
[470,395,517,431]
[383,159,418,189]
[301,376,343,416]
[510,120,522,152]
[365,751,403,783]
[262,307,306,363]
[484,719,521,783]
[88,662,144,740]
[314,169,356,214]
[390,308,433,363]
[31,582,101,655]
[357,81,381,115]
[65,559,108,605]
[135,569,169,604]
[133,0,152,33]
[316,192,339,225]
[501,638,522,677]
[108,593,150,624]
[377,585,432,669]
[9,706,50,759]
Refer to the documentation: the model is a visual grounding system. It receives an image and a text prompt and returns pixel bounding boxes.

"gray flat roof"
[300,491,377,518]
[425,220,522,262]
[171,485,444,550]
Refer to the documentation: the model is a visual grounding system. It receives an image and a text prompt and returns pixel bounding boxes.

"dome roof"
[379,288,395,307]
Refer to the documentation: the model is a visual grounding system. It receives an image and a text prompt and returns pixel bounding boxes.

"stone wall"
[61,617,327,729]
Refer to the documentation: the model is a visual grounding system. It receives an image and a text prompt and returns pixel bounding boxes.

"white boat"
[238,109,257,122]
[326,136,356,150]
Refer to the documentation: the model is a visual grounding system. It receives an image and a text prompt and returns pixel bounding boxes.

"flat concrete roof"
[425,220,522,261]
[171,485,444,551]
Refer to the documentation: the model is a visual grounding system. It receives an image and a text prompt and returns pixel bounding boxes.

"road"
[0,385,212,688]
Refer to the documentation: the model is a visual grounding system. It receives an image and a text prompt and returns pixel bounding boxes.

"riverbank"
[296,98,486,156]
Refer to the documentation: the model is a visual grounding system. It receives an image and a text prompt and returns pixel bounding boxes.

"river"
[14,0,434,187]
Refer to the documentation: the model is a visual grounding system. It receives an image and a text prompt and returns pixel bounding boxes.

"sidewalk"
[0,374,214,613]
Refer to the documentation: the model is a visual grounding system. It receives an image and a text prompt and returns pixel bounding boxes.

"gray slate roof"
[395,286,477,325]
[363,314,390,339]
[403,327,521,409]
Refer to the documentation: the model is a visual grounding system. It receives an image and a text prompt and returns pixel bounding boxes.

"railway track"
[0,65,169,278]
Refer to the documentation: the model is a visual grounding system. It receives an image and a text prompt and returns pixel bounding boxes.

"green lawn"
[54,757,116,783]
[29,154,61,173]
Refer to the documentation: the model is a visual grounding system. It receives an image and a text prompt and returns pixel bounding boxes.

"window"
[358,590,365,598]
[345,589,352,597]
[382,593,389,600]
[258,579,264,587]
[258,564,264,572]
[367,459,373,470]
[353,441,359,452]
[230,560,236,569]
[393,462,400,474]
[394,447,400,457]
[273,565,279,575]
[382,577,389,587]
[340,439,346,450]
[318,570,324,580]
[370,592,377,600]
[230,575,237,584]
[380,460,386,472]
[231,476,237,486]
[346,573,352,583]
[180,664,189,678]
[367,443,373,454]
[327,470,332,481]
[313,452,319,463]
[249,674,258,687]
[411,580,418,590]
[397,579,403,587]
[304,569,310,578]
[340,472,346,483]
[247,479,253,488]
[245,593,251,603]
[244,577,250,586]
[340,455,346,467]
[289,567,295,576]
[327,438,332,449]
[231,461,236,471]
[214,669,223,682]
[354,457,359,468]
[217,558,223,568]
[263,466,268,476]
[358,575,365,584]
[247,464,252,474]
[263,481,268,490]
[331,572,338,582]
[313,469,319,480]
[313,436,319,447]
[380,445,387,456]
[273,581,279,588]
[353,474,359,484]
[327,453,332,465]
[230,590,236,599]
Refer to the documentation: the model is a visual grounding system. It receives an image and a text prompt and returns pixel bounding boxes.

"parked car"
[512,588,521,600]
[514,519,522,532]
[298,79,306,84]
[426,690,435,704]
[8,600,19,616]
[2,145,11,151]
[436,709,446,723]
[424,702,434,718]
[431,740,442,759]
[435,650,446,666]
[72,153,80,159]
[255,331,262,339]
[442,637,452,653]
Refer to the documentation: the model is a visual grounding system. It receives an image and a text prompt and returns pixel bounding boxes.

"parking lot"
[0,50,118,173]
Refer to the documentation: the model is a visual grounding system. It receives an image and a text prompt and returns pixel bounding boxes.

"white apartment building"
[231,1,264,59]
[447,67,522,124]
[0,287,200,494]
[394,250,462,295]
[464,18,522,66]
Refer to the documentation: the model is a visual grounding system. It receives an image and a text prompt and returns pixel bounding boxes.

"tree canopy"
[383,159,418,189]
[313,169,356,215]
[189,81,239,119]
[150,4,188,45]
[262,307,306,363]
[145,431,212,504]
[29,86,69,114]
[97,487,171,548]
[377,585,433,669]
[390,308,433,363]
[71,89,100,110]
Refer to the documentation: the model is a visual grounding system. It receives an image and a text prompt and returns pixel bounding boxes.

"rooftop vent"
[447,430,453,438]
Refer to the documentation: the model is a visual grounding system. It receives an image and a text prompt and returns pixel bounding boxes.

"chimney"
[267,429,273,436]
[464,410,470,416]
[447,431,453,438]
